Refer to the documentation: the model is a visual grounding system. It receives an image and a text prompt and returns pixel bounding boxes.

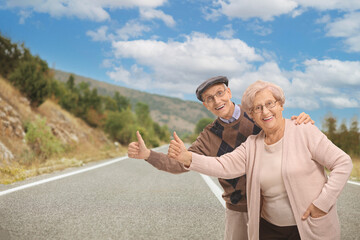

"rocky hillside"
[53,69,214,135]
[0,77,119,183]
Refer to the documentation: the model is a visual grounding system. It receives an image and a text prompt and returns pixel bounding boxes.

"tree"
[153,122,170,142]
[114,92,130,111]
[349,117,360,155]
[66,74,75,91]
[195,118,214,134]
[104,109,135,141]
[102,96,118,112]
[135,102,152,128]
[338,120,349,153]
[9,60,50,106]
[0,34,23,77]
[322,115,337,143]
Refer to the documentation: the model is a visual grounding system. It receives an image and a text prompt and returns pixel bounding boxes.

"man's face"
[202,83,234,119]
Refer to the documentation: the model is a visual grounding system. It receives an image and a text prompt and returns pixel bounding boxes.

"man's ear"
[227,87,232,99]
[203,101,208,108]
[202,101,211,111]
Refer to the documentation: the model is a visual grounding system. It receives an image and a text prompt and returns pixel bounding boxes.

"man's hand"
[168,132,192,167]
[127,131,151,159]
[291,112,315,125]
[302,203,327,220]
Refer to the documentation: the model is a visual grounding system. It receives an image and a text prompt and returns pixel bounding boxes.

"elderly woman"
[168,80,353,240]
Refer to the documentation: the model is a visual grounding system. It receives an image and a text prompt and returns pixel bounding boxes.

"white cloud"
[202,6,222,21]
[18,9,32,24]
[109,32,263,94]
[217,24,235,39]
[323,12,360,52]
[216,0,298,21]
[101,59,114,68]
[320,96,359,108]
[139,8,176,27]
[246,20,272,36]
[107,65,132,85]
[286,59,360,109]
[115,20,151,40]
[296,0,360,12]
[87,20,151,42]
[300,59,360,86]
[107,32,360,109]
[86,26,109,42]
[4,0,168,22]
[211,0,360,21]
[315,14,331,24]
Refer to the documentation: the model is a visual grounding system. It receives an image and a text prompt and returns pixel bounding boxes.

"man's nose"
[213,95,221,103]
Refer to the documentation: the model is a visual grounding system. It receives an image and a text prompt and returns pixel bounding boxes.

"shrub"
[25,118,65,160]
[9,60,50,106]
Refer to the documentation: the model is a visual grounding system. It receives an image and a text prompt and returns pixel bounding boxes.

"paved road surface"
[0,145,359,239]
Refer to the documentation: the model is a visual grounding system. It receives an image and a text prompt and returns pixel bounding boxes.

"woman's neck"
[264,118,285,145]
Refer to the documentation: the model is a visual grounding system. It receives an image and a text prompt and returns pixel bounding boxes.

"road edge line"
[0,145,170,197]
[348,180,360,186]
[200,174,226,208]
[0,156,128,196]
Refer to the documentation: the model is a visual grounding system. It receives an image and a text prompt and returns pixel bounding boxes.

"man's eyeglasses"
[252,100,278,113]
[204,88,227,104]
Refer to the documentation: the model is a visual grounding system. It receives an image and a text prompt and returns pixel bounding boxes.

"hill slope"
[0,77,121,183]
[53,69,214,135]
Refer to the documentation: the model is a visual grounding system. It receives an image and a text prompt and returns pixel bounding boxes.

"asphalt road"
[0,145,359,240]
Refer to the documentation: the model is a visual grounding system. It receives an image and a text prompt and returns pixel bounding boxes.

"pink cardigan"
[188,119,352,240]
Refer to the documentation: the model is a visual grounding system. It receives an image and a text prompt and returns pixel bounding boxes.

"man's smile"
[215,104,225,110]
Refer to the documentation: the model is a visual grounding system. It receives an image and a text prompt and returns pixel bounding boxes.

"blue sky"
[1,0,359,128]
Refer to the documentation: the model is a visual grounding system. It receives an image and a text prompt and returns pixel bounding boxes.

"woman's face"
[250,89,284,133]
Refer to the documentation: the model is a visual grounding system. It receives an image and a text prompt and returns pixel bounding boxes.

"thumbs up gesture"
[128,131,151,159]
[168,132,192,167]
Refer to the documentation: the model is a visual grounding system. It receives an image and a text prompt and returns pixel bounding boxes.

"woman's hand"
[168,132,192,167]
[302,203,327,220]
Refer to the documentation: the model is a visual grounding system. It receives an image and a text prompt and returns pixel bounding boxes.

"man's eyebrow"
[203,87,225,96]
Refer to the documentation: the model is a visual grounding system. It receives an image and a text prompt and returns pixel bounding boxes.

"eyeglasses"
[204,88,227,104]
[252,100,278,113]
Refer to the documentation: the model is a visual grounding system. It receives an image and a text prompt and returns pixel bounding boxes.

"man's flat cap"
[196,76,229,101]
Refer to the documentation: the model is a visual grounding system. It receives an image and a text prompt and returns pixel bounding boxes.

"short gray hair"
[241,80,285,114]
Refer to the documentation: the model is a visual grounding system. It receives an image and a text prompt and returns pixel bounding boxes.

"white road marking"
[200,174,226,208]
[0,156,128,197]
[0,145,168,197]
[200,176,359,209]
[348,180,360,186]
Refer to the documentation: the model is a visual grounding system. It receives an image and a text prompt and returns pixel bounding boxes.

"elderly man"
[128,76,313,240]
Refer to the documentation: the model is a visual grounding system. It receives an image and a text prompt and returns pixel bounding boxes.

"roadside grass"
[350,156,360,182]
[0,144,127,184]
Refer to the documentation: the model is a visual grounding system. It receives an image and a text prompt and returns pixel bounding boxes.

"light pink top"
[260,138,296,226]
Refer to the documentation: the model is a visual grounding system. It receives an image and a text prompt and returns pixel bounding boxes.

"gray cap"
[196,76,229,102]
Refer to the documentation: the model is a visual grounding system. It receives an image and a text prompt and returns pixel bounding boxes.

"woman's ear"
[248,111,254,120]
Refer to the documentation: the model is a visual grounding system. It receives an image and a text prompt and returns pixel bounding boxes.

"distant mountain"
[52,69,214,136]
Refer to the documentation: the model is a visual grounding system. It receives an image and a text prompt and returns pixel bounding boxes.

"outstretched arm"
[168,132,247,179]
